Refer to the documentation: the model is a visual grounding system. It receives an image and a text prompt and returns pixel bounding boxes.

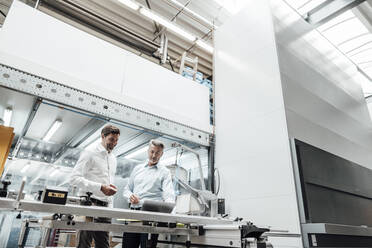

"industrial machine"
[0,179,274,248]
[0,57,294,247]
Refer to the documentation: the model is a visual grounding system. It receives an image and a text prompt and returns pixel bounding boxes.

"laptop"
[141,200,175,213]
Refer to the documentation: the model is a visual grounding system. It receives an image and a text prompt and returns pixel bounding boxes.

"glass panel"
[296,0,328,15]
[321,18,368,45]
[348,43,372,57]
[338,33,372,52]
[317,10,355,32]
[351,49,372,64]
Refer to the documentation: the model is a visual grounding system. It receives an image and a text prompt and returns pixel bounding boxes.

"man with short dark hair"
[122,139,175,248]
[70,125,120,248]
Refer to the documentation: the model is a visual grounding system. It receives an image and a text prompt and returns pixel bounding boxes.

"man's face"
[148,144,163,166]
[101,133,120,152]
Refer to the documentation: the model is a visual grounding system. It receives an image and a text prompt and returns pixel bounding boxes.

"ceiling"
[283,0,372,96]
[0,0,237,78]
[1,0,370,88]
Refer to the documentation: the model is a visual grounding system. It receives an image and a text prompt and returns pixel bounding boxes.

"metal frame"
[172,142,206,190]
[289,139,307,223]
[305,0,366,26]
[53,118,106,162]
[0,63,210,146]
[179,51,199,81]
[11,98,42,158]
[289,138,308,247]
[0,198,17,209]
[14,199,232,225]
[19,218,248,248]
[1,198,271,248]
[302,223,372,237]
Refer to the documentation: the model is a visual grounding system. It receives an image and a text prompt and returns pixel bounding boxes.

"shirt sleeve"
[70,151,102,196]
[123,166,136,200]
[162,169,176,203]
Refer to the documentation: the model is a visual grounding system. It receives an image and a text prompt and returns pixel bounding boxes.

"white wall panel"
[286,109,372,168]
[0,1,211,132]
[123,53,210,131]
[0,1,126,94]
[268,237,303,248]
[214,1,301,247]
[272,1,372,171]
[229,195,299,231]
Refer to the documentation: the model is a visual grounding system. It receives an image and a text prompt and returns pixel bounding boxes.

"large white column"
[214,0,302,247]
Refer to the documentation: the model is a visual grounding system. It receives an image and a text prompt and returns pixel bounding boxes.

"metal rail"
[13,199,233,225]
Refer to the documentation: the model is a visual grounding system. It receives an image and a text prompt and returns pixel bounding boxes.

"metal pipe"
[172,142,206,190]
[160,0,216,30]
[161,34,169,64]
[39,0,159,55]
[16,178,26,203]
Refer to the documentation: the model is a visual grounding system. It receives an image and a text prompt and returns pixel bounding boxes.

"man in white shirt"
[70,125,120,248]
[122,139,175,248]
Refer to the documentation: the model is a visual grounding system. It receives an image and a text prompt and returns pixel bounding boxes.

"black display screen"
[295,139,372,226]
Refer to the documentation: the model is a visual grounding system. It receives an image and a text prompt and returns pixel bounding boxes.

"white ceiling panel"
[284,1,372,95]
[0,87,35,135]
[25,103,91,144]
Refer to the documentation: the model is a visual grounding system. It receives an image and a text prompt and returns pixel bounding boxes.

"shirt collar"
[96,142,109,154]
[145,161,159,169]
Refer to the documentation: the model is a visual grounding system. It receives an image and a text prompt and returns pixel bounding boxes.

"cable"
[169,59,175,72]
[0,10,6,17]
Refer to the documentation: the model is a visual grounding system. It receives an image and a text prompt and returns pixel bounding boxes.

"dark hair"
[101,125,120,137]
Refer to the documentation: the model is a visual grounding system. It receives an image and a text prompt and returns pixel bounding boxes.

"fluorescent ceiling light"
[3,107,12,127]
[117,0,139,10]
[43,119,62,142]
[125,146,148,159]
[140,7,196,41]
[196,40,214,53]
[85,137,101,150]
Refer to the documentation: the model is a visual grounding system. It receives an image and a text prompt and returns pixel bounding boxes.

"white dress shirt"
[70,143,117,206]
[123,162,175,208]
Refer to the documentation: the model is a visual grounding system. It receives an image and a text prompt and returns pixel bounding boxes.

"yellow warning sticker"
[48,192,65,198]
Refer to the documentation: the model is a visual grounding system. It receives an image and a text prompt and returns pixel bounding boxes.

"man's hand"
[129,194,140,204]
[101,184,117,196]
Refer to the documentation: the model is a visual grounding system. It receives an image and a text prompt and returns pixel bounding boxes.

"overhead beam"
[53,117,107,162]
[305,0,366,27]
[11,98,42,158]
[117,132,159,158]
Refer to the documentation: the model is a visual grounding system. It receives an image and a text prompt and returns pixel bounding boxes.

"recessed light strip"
[117,0,140,10]
[3,107,12,126]
[43,119,62,142]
